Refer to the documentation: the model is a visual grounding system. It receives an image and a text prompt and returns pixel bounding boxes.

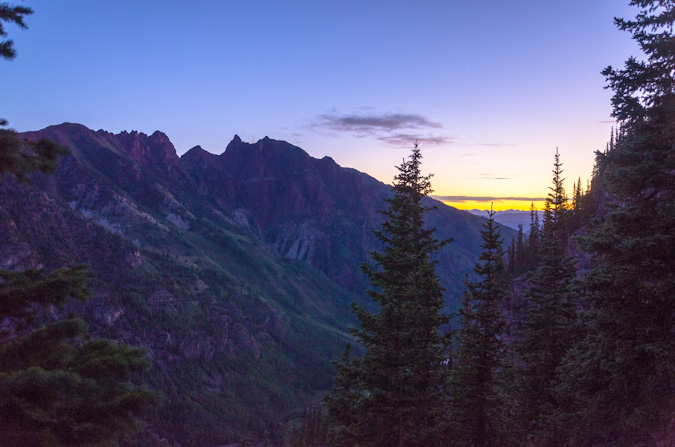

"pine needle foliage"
[0,2,32,60]
[448,208,509,447]
[518,150,576,446]
[556,2,675,445]
[326,144,451,447]
[0,268,160,447]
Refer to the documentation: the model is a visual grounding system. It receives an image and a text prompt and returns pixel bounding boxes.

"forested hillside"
[314,2,675,447]
[0,122,508,445]
[2,1,674,446]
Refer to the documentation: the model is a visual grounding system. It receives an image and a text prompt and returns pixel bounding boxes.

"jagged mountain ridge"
[3,122,515,445]
[23,123,510,301]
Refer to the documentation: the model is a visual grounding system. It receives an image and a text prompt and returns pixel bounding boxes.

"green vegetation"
[0,269,158,447]
[517,149,577,443]
[326,145,450,447]
[323,3,675,446]
[3,1,675,446]
[554,1,675,444]
[448,209,509,447]
[0,7,159,445]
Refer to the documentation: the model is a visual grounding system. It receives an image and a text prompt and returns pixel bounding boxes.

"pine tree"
[556,2,675,445]
[325,345,361,447]
[526,203,540,271]
[0,2,32,60]
[518,150,576,446]
[448,208,508,447]
[514,224,526,274]
[0,268,160,446]
[326,144,450,447]
[507,238,516,275]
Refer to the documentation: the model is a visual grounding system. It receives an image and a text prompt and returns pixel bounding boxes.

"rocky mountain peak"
[181,145,219,167]
[111,129,180,167]
[220,136,312,178]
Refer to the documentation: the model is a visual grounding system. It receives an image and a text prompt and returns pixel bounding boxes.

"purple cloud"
[312,111,451,147]
[318,112,442,132]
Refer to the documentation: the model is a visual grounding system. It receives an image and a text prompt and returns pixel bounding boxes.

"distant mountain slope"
[2,123,515,445]
[468,209,542,233]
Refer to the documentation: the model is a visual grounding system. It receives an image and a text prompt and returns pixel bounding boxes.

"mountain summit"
[3,123,514,445]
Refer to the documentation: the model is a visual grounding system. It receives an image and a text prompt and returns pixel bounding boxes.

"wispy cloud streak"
[378,133,454,147]
[478,173,512,180]
[318,112,441,132]
[312,111,451,147]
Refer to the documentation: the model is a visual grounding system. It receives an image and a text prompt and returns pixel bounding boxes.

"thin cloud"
[478,173,513,180]
[311,111,452,147]
[431,195,546,203]
[378,133,454,147]
[318,112,442,133]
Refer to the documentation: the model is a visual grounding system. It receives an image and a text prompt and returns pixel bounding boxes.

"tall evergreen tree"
[506,238,516,275]
[325,345,361,447]
[518,150,576,446]
[557,2,675,445]
[448,208,508,447]
[326,144,450,447]
[526,203,540,271]
[514,224,526,274]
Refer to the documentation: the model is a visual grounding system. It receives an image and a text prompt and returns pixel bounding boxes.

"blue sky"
[2,1,638,209]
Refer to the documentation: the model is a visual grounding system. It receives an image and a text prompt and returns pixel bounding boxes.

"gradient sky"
[2,1,639,210]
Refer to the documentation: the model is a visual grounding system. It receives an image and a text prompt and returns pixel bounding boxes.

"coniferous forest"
[301,1,675,446]
[2,1,675,446]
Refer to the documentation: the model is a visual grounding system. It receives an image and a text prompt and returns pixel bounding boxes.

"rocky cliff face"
[4,122,515,445]
[23,123,506,299]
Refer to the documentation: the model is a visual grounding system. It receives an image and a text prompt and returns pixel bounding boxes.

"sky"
[2,1,639,210]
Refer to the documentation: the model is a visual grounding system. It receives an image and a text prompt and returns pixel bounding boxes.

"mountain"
[468,209,542,233]
[1,123,516,445]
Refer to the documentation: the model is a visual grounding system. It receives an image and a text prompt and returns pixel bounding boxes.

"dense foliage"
[555,1,675,445]
[448,209,509,447]
[0,270,158,447]
[4,1,675,446]
[517,150,577,445]
[326,146,450,447]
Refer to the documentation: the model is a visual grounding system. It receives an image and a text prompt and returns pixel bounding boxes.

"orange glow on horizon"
[441,200,547,212]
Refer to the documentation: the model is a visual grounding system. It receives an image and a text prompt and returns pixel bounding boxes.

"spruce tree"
[448,208,508,447]
[507,239,516,275]
[325,345,361,447]
[326,144,450,447]
[518,150,576,446]
[556,2,675,445]
[526,203,540,271]
[0,268,160,446]
[514,224,526,275]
